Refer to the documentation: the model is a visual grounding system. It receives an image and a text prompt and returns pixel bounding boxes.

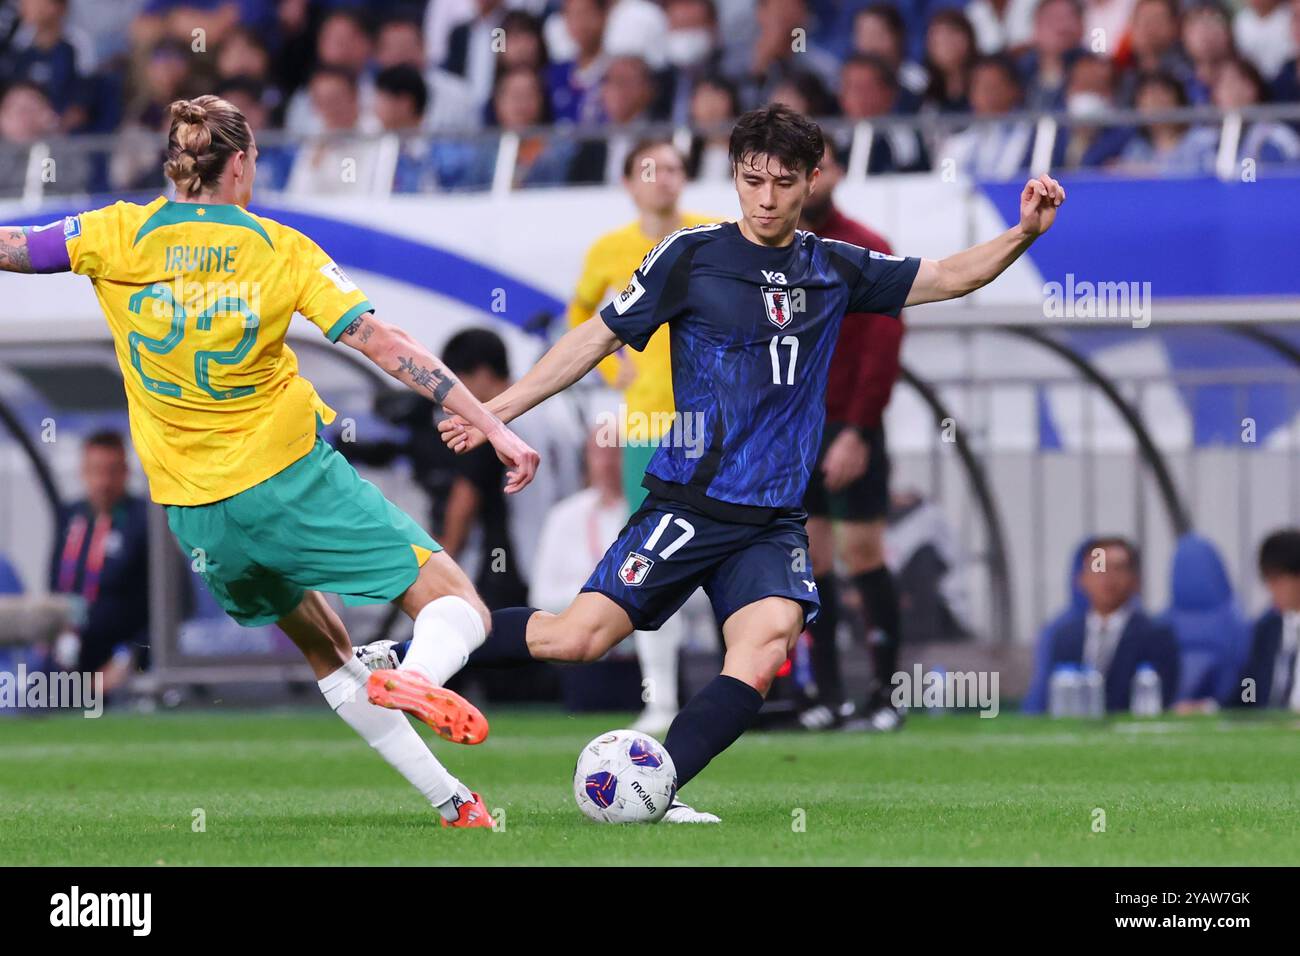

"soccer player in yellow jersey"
[0,95,540,828]
[565,138,716,735]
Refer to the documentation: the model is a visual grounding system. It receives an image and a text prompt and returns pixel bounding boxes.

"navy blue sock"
[663,675,764,790]
[468,607,539,668]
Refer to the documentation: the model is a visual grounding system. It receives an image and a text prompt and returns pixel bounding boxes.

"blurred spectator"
[662,0,725,125]
[1273,0,1300,100]
[286,66,382,195]
[546,0,609,123]
[741,0,840,109]
[838,54,930,173]
[686,72,739,179]
[497,9,549,73]
[49,431,150,689]
[268,0,315,104]
[66,0,139,68]
[922,8,978,113]
[602,0,670,69]
[770,68,837,117]
[373,12,478,132]
[1061,52,1131,166]
[283,7,373,136]
[1018,0,1086,110]
[1114,70,1217,174]
[1213,54,1300,164]
[130,0,263,52]
[1118,0,1192,104]
[215,24,272,92]
[444,0,507,113]
[0,81,91,194]
[851,3,926,111]
[1183,0,1235,104]
[216,76,293,188]
[2,0,93,128]
[568,55,659,183]
[965,0,1038,54]
[465,65,581,187]
[1233,529,1300,710]
[942,54,1033,179]
[1233,0,1295,81]
[1030,536,1179,713]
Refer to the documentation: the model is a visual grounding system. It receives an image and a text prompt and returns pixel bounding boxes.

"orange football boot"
[366,669,490,745]
[442,791,494,829]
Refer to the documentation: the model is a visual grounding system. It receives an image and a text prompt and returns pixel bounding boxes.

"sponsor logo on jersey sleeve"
[62,216,82,240]
[868,249,904,262]
[612,273,646,315]
[319,261,357,293]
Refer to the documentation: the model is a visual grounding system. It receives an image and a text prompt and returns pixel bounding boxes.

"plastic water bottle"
[1080,666,1105,718]
[1131,664,1162,717]
[1049,664,1082,717]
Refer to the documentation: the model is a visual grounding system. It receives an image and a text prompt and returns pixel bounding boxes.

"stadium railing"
[5,103,1300,204]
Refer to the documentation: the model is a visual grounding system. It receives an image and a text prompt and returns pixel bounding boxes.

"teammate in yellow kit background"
[0,94,540,827]
[566,139,716,510]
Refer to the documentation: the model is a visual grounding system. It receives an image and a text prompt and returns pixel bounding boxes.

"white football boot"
[662,799,721,824]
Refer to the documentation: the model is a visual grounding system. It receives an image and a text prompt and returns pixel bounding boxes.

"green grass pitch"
[1,709,1296,865]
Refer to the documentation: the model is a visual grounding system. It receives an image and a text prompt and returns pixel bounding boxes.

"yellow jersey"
[64,196,373,506]
[567,213,718,440]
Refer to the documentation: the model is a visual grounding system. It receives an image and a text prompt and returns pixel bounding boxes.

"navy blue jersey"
[599,221,920,521]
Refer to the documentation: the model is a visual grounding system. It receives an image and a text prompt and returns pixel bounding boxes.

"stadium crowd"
[3,0,1300,196]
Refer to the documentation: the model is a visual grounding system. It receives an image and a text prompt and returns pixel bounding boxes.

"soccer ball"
[573,730,677,823]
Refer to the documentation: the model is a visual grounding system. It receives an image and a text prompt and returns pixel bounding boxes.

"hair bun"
[170,99,208,125]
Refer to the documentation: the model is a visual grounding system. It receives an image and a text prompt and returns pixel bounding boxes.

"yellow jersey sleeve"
[65,202,129,279]
[567,236,622,387]
[289,229,374,341]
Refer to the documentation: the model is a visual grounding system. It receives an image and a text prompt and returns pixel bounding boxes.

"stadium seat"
[1159,534,1250,703]
[1021,539,1091,714]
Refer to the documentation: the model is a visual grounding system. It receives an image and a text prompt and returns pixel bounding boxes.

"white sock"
[399,595,487,687]
[635,616,683,712]
[318,657,472,820]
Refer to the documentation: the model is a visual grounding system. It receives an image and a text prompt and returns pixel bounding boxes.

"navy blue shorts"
[582,493,820,631]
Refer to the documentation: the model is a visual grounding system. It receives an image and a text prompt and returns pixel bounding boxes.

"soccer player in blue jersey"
[380,104,1065,822]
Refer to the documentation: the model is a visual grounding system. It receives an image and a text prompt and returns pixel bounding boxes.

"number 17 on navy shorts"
[581,493,820,631]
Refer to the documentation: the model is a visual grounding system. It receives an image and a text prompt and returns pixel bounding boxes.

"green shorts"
[167,438,441,627]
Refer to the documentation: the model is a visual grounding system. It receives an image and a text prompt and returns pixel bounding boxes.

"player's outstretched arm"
[338,311,540,493]
[440,315,624,454]
[0,228,34,273]
[905,174,1065,306]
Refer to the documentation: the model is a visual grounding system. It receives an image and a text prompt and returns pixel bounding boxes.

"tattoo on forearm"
[341,314,366,338]
[0,228,33,273]
[397,355,457,403]
[359,322,374,345]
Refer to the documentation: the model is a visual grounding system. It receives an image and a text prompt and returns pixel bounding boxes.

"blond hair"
[163,95,252,198]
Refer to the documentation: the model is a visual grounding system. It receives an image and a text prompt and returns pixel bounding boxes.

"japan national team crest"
[618,552,654,587]
[762,285,793,329]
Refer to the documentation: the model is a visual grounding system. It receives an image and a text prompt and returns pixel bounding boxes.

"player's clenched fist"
[1019,173,1065,238]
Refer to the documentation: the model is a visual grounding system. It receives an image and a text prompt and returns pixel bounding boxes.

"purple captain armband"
[24,219,74,273]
